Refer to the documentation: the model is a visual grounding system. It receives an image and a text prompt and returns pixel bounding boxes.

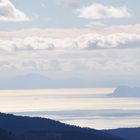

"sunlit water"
[0,88,140,130]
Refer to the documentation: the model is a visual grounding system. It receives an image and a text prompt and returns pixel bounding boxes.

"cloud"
[0,32,140,52]
[79,33,140,49]
[0,24,140,53]
[85,21,105,28]
[0,46,139,87]
[103,24,140,34]
[77,3,132,19]
[0,26,140,86]
[0,0,29,22]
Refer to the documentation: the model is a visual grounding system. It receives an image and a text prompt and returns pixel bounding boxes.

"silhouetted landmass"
[0,128,15,140]
[0,113,126,140]
[108,86,140,97]
[105,128,140,140]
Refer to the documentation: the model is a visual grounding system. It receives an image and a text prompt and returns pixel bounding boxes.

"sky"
[0,0,140,87]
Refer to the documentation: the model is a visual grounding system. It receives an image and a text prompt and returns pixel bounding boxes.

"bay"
[0,88,140,129]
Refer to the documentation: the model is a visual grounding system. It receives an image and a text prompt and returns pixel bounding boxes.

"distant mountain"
[0,73,94,89]
[105,128,140,140]
[0,113,126,140]
[108,86,140,97]
[0,74,52,89]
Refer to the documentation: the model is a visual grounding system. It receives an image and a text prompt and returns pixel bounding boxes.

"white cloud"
[0,0,29,22]
[0,24,140,53]
[85,21,105,28]
[77,3,132,19]
[0,32,140,52]
[103,24,140,34]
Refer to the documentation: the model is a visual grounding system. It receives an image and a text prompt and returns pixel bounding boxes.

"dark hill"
[105,128,140,140]
[0,113,126,140]
[0,128,15,140]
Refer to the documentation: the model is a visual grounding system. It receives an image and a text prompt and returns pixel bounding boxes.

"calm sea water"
[0,88,140,130]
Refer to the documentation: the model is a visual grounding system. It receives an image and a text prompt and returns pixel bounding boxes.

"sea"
[0,88,140,130]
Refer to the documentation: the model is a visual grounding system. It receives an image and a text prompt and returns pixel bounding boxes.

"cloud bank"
[0,24,139,86]
[0,24,140,53]
[0,32,140,52]
[77,3,132,19]
[0,0,29,22]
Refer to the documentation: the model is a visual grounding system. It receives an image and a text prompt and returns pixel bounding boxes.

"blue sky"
[0,0,140,87]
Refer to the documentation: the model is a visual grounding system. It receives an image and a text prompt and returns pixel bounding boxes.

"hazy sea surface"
[0,88,140,129]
